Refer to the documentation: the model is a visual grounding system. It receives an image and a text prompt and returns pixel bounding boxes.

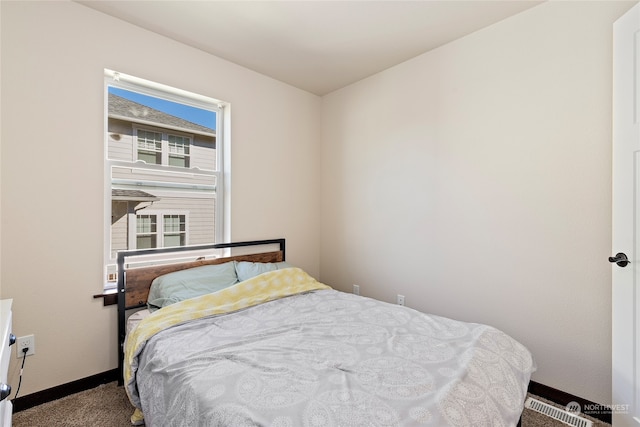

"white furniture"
[0,299,13,427]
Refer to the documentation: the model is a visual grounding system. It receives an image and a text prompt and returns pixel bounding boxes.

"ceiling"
[78,1,542,96]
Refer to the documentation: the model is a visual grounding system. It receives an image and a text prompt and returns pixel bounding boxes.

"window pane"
[163,215,185,232]
[137,215,157,233]
[168,155,188,168]
[138,131,162,150]
[139,150,161,164]
[164,234,185,247]
[168,135,190,154]
[136,235,157,249]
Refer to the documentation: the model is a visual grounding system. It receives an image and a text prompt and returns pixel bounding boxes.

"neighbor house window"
[136,214,157,249]
[104,69,228,288]
[135,213,187,249]
[168,135,190,167]
[163,214,187,246]
[136,130,162,164]
[135,128,192,167]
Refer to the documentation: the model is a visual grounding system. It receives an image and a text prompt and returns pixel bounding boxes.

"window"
[136,130,162,164]
[135,128,192,167]
[168,135,190,167]
[136,214,157,249]
[163,214,187,246]
[104,70,228,288]
[135,213,187,249]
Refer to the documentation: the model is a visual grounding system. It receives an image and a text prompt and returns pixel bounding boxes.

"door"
[613,3,640,426]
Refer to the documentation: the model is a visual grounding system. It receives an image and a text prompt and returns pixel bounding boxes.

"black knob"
[8,333,16,346]
[0,383,10,401]
[609,252,630,267]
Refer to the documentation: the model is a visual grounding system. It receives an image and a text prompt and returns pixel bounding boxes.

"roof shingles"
[108,93,215,135]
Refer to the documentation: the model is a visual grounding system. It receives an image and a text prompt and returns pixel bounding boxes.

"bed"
[117,239,535,426]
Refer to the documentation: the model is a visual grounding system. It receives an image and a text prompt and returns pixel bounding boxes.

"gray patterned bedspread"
[134,289,535,426]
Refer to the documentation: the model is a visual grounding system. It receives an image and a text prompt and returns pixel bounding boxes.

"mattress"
[124,268,535,426]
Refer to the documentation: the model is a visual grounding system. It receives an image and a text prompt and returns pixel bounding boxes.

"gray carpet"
[12,382,133,427]
[12,382,610,427]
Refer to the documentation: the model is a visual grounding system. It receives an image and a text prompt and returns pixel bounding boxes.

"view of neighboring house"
[107,93,218,270]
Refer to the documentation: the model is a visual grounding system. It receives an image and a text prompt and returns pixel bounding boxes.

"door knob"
[0,383,10,401]
[609,252,630,267]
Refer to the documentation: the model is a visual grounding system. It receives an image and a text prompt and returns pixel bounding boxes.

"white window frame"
[103,69,230,290]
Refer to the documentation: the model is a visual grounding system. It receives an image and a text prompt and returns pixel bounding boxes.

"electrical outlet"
[397,294,405,306]
[353,284,360,295]
[16,335,35,358]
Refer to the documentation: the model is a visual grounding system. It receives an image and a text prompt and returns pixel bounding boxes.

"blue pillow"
[235,261,293,282]
[147,262,239,311]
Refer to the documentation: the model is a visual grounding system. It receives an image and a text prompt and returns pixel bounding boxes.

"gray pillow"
[147,262,239,311]
[235,261,293,282]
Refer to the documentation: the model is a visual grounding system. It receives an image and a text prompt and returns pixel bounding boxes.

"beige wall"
[0,1,321,396]
[320,1,634,405]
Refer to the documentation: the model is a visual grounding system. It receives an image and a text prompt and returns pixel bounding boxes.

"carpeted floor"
[11,382,610,427]
[12,382,132,427]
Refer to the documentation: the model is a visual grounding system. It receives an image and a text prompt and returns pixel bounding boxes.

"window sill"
[93,289,117,306]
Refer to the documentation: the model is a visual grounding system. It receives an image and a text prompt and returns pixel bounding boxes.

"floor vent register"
[524,397,594,427]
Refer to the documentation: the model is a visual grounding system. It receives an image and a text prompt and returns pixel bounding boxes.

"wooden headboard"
[117,238,285,384]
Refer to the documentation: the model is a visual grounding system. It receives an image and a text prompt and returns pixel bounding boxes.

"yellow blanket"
[124,267,330,417]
